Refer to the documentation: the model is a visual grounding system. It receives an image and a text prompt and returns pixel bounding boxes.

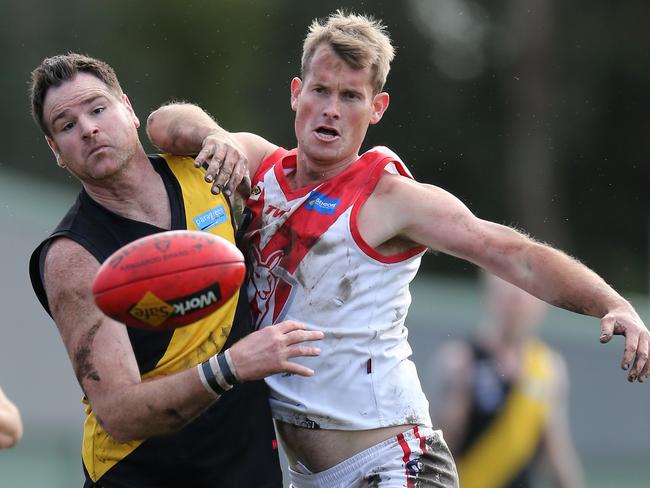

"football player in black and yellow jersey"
[28,53,323,488]
[431,273,585,488]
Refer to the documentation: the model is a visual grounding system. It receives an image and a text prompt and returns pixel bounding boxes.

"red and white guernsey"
[243,146,432,430]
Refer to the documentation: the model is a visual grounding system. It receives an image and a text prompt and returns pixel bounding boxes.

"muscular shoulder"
[233,132,278,177]
[374,172,472,219]
[372,169,421,198]
[357,171,427,249]
[45,237,98,280]
[362,170,478,251]
[43,238,99,317]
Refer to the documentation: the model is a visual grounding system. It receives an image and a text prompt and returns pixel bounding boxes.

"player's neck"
[292,151,359,188]
[83,152,171,228]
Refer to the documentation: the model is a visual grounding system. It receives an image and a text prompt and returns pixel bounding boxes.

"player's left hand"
[194,133,251,198]
[599,308,650,382]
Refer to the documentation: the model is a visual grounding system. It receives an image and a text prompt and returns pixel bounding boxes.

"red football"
[92,230,245,331]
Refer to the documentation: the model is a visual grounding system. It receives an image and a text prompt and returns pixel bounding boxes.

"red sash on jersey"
[245,148,426,325]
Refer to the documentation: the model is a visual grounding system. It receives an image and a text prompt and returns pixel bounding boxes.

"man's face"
[291,44,388,168]
[43,72,141,181]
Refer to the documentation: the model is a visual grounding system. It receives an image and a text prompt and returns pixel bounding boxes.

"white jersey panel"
[247,147,432,430]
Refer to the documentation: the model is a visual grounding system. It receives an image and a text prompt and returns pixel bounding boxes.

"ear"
[290,77,303,112]
[46,136,66,168]
[122,94,141,128]
[369,92,390,125]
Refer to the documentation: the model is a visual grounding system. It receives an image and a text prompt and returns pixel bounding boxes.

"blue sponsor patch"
[305,192,340,215]
[193,205,227,230]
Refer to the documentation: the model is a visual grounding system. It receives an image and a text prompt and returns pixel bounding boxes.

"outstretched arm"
[147,103,277,196]
[362,174,649,382]
[43,237,322,443]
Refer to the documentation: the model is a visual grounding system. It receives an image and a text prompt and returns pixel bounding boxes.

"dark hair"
[30,53,123,136]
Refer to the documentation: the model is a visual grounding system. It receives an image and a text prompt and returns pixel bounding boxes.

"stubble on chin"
[87,143,138,181]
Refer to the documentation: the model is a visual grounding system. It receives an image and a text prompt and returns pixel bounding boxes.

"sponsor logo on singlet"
[265,204,287,218]
[304,192,340,215]
[193,205,227,231]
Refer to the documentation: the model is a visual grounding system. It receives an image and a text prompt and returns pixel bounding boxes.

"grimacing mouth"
[315,126,340,137]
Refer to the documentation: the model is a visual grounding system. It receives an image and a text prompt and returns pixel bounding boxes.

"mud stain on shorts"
[413,432,459,488]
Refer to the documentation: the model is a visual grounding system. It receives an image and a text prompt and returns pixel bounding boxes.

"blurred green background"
[1,0,648,486]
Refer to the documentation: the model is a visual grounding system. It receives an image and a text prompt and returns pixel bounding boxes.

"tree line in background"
[2,0,648,291]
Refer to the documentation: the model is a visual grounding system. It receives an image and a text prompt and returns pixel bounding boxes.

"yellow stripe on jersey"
[150,154,239,376]
[83,154,241,481]
[83,406,141,482]
[458,340,556,488]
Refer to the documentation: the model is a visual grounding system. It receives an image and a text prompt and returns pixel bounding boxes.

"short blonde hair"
[301,10,395,94]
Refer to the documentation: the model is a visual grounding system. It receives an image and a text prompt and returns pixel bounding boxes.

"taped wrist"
[197,348,241,398]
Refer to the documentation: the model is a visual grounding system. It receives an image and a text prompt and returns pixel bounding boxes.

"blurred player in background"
[27,53,322,487]
[0,386,22,449]
[430,273,585,488]
[147,10,649,488]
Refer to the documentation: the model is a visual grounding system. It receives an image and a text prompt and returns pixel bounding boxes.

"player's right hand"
[228,321,324,381]
[194,132,252,198]
[599,308,650,382]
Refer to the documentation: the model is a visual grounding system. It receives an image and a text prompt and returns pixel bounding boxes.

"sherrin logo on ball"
[92,230,245,331]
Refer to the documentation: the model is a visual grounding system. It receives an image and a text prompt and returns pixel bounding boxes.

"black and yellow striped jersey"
[30,155,282,488]
[456,339,556,488]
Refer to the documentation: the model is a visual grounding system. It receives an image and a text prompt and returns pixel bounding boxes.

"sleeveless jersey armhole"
[350,156,428,263]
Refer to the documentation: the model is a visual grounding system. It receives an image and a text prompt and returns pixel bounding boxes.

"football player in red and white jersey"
[148,10,649,488]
